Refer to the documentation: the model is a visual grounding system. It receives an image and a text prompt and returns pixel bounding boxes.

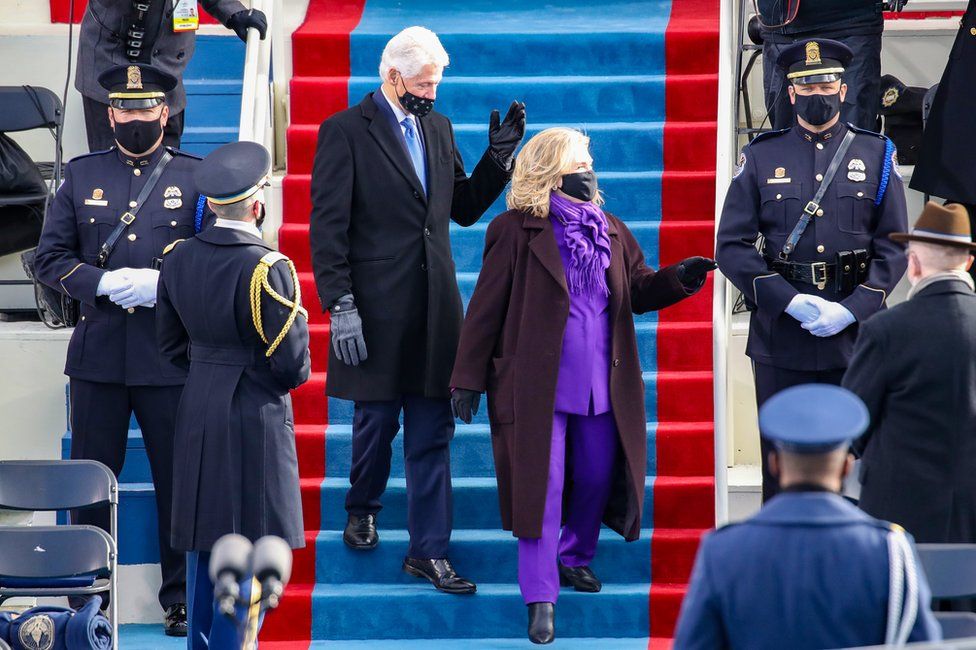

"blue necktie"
[401,117,427,194]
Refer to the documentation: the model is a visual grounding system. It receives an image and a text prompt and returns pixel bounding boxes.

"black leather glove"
[451,388,482,424]
[228,9,268,42]
[676,256,717,290]
[488,101,526,171]
[330,294,367,366]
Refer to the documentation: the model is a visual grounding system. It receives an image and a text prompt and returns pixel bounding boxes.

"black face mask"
[114,117,163,154]
[256,203,266,230]
[793,92,842,126]
[397,77,435,118]
[560,170,598,202]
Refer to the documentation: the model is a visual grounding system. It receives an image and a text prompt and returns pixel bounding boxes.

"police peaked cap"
[759,384,869,454]
[98,64,177,109]
[777,38,854,85]
[195,141,272,205]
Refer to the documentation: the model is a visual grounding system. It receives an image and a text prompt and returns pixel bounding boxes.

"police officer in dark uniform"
[673,384,941,649]
[155,141,310,649]
[34,63,208,636]
[715,39,908,501]
[76,0,266,151]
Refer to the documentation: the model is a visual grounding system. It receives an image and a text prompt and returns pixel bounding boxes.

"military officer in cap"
[715,38,908,501]
[673,384,941,650]
[155,140,310,649]
[34,62,209,635]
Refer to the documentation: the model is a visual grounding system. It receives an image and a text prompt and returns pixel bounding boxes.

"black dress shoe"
[164,603,187,637]
[558,563,602,592]
[343,514,378,550]
[402,557,477,594]
[527,602,555,644]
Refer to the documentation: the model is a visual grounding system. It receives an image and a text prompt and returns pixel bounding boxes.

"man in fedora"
[843,202,976,545]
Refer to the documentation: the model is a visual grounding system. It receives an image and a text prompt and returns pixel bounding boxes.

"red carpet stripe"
[262,0,366,642]
[653,0,720,640]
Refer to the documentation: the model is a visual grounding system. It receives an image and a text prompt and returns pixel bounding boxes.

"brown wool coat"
[450,209,697,539]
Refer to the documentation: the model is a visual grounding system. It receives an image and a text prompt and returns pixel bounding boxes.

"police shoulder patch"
[733,151,747,179]
[163,238,186,255]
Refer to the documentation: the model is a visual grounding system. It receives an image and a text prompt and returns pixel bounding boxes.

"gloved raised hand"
[675,256,717,290]
[96,269,133,297]
[108,268,159,309]
[802,295,855,337]
[451,388,481,424]
[330,294,367,366]
[488,101,526,170]
[227,9,268,42]
[785,294,821,324]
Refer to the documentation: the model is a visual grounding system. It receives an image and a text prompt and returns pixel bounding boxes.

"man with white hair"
[843,202,976,547]
[309,26,525,593]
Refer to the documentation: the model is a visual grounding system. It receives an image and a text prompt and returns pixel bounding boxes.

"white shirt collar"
[380,86,413,126]
[214,218,262,239]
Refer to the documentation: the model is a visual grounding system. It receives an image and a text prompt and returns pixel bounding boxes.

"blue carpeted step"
[347,0,669,78]
[318,477,656,532]
[326,371,660,427]
[179,126,238,156]
[449,220,664,273]
[323,422,659,479]
[346,75,666,123]
[311,582,650,640]
[119,624,184,649]
[315,528,651,585]
[117,483,161,565]
[453,122,664,173]
[183,80,242,128]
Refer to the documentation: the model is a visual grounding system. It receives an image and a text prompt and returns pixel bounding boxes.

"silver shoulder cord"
[886,528,919,646]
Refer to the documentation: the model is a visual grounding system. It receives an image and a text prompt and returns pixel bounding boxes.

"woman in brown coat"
[449,127,715,644]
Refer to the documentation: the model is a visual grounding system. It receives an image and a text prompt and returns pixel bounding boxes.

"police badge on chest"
[847,159,866,182]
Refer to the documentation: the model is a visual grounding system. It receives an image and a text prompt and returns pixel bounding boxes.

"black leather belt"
[771,259,836,290]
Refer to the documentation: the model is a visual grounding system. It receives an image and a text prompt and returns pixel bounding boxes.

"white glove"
[96,269,133,297]
[802,296,856,337]
[108,268,160,309]
[785,294,821,324]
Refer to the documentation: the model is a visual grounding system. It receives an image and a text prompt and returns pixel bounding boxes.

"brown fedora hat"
[890,202,976,251]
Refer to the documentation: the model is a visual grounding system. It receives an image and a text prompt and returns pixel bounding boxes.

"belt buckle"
[803,201,819,216]
[121,212,135,225]
[812,262,828,291]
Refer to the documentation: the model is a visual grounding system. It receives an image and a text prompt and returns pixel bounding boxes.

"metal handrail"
[238,0,282,244]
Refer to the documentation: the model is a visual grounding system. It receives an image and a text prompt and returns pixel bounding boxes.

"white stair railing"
[238,0,282,244]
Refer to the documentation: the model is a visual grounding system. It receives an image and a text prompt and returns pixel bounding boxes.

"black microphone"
[209,534,253,618]
[251,536,293,610]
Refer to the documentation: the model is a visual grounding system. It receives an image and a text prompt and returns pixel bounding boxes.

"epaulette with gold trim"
[249,251,308,357]
[162,239,186,256]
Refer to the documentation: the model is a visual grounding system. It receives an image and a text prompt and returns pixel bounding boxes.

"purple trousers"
[517,410,619,604]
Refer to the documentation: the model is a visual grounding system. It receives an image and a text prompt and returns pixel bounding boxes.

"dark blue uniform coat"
[157,226,310,552]
[716,122,908,371]
[35,146,206,385]
[673,492,941,649]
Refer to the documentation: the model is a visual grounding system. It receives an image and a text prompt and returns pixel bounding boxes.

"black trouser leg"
[402,395,454,559]
[761,41,794,131]
[838,33,883,131]
[345,399,403,517]
[68,379,131,609]
[131,385,187,609]
[752,363,845,502]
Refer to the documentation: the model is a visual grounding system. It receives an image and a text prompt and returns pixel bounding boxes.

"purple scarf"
[549,191,611,297]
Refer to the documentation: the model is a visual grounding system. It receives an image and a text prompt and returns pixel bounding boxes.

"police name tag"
[173,0,199,32]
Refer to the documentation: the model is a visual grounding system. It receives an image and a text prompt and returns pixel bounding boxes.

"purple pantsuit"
[517,215,621,605]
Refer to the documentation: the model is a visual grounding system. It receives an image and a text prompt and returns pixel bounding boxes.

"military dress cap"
[891,201,976,251]
[777,38,854,85]
[194,141,272,205]
[97,64,177,109]
[759,384,869,454]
